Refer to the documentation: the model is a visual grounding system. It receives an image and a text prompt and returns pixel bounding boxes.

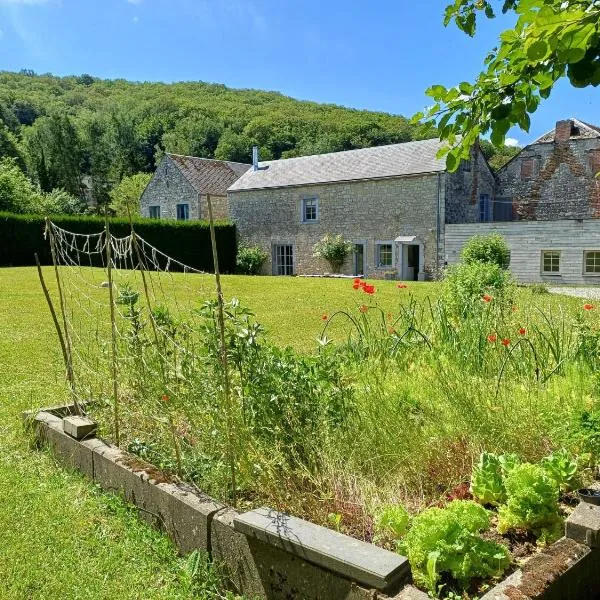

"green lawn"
[0,266,239,600]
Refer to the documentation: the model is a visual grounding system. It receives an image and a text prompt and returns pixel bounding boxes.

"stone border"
[23,406,600,600]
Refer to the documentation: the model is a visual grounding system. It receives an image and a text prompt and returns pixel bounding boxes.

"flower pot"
[578,488,600,505]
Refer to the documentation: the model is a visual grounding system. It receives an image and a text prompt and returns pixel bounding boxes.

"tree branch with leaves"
[414,0,600,170]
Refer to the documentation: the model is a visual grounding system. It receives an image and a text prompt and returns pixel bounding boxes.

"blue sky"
[0,0,597,146]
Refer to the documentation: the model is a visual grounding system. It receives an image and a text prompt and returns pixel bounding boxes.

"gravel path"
[549,286,600,299]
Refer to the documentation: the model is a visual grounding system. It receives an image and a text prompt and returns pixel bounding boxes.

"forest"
[0,70,518,214]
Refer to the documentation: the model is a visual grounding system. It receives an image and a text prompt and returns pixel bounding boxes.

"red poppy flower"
[487,334,497,343]
[584,303,595,311]
[363,284,375,295]
[501,338,510,347]
[482,294,493,303]
[161,394,169,402]
[359,305,369,313]
[518,327,527,336]
[321,314,328,321]
[397,283,408,289]
[352,283,360,290]
[354,278,361,284]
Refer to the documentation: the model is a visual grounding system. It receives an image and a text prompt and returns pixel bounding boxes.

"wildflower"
[387,312,393,320]
[388,327,395,335]
[161,394,169,402]
[487,334,497,343]
[501,338,510,347]
[482,294,493,303]
[352,282,360,290]
[321,314,328,321]
[518,327,527,336]
[359,305,369,313]
[363,284,376,295]
[397,283,408,289]
[354,278,361,284]
[584,303,595,311]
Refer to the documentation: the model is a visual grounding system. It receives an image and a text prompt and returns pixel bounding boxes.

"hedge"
[0,212,237,273]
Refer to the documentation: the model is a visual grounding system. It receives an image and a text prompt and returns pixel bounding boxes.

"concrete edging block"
[233,506,410,594]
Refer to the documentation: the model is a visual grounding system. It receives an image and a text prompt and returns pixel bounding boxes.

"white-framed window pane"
[377,244,393,267]
[176,203,189,221]
[542,251,560,273]
[149,206,161,219]
[585,251,600,274]
[302,198,318,222]
[274,244,293,275]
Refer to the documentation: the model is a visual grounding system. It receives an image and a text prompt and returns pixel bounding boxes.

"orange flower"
[501,338,510,347]
[321,314,328,321]
[518,327,527,336]
[161,394,169,402]
[397,283,408,289]
[482,294,493,303]
[487,334,497,343]
[584,303,595,311]
[352,282,360,290]
[363,284,376,295]
[359,305,369,313]
[388,327,395,335]
[354,278,361,284]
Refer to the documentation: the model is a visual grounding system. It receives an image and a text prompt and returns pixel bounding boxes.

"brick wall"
[446,220,600,284]
[496,133,600,221]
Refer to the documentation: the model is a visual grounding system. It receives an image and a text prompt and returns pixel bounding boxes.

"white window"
[541,250,561,274]
[176,203,189,221]
[148,206,161,219]
[376,242,394,268]
[479,194,491,222]
[301,198,319,222]
[273,244,294,275]
[584,251,600,275]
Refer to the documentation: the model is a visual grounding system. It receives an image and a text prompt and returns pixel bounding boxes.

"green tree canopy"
[109,172,152,217]
[416,0,600,170]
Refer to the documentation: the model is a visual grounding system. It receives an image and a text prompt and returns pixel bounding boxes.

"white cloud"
[505,137,520,147]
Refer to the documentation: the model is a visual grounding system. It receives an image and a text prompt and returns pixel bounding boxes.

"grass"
[0,266,236,600]
[1,265,597,599]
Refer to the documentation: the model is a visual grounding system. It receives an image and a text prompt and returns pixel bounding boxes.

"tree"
[214,129,253,163]
[415,1,600,170]
[0,157,37,213]
[109,172,152,217]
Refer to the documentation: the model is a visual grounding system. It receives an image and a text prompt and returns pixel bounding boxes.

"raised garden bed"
[24,404,600,600]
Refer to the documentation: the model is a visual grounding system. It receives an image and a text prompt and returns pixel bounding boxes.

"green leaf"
[426,84,448,100]
[446,151,459,172]
[526,40,548,62]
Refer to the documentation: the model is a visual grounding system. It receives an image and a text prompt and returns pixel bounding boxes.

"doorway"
[353,243,365,277]
[403,244,420,281]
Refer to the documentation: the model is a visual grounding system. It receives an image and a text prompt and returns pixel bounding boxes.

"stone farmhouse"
[140,118,600,284]
[140,153,249,221]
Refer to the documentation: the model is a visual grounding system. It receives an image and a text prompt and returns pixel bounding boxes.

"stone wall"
[201,194,229,221]
[229,175,443,278]
[140,155,200,220]
[446,220,600,284]
[445,147,497,225]
[496,132,600,221]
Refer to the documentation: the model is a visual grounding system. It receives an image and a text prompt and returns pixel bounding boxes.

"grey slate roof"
[533,118,600,144]
[228,138,448,192]
[168,154,250,195]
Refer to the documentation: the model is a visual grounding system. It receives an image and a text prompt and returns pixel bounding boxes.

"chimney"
[554,119,574,144]
[252,146,259,171]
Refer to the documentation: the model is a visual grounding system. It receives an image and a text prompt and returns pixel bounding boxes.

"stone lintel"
[233,506,410,592]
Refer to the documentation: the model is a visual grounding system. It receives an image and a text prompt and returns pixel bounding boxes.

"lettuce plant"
[374,504,409,540]
[470,452,505,506]
[402,500,510,594]
[541,449,578,492]
[497,463,563,544]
